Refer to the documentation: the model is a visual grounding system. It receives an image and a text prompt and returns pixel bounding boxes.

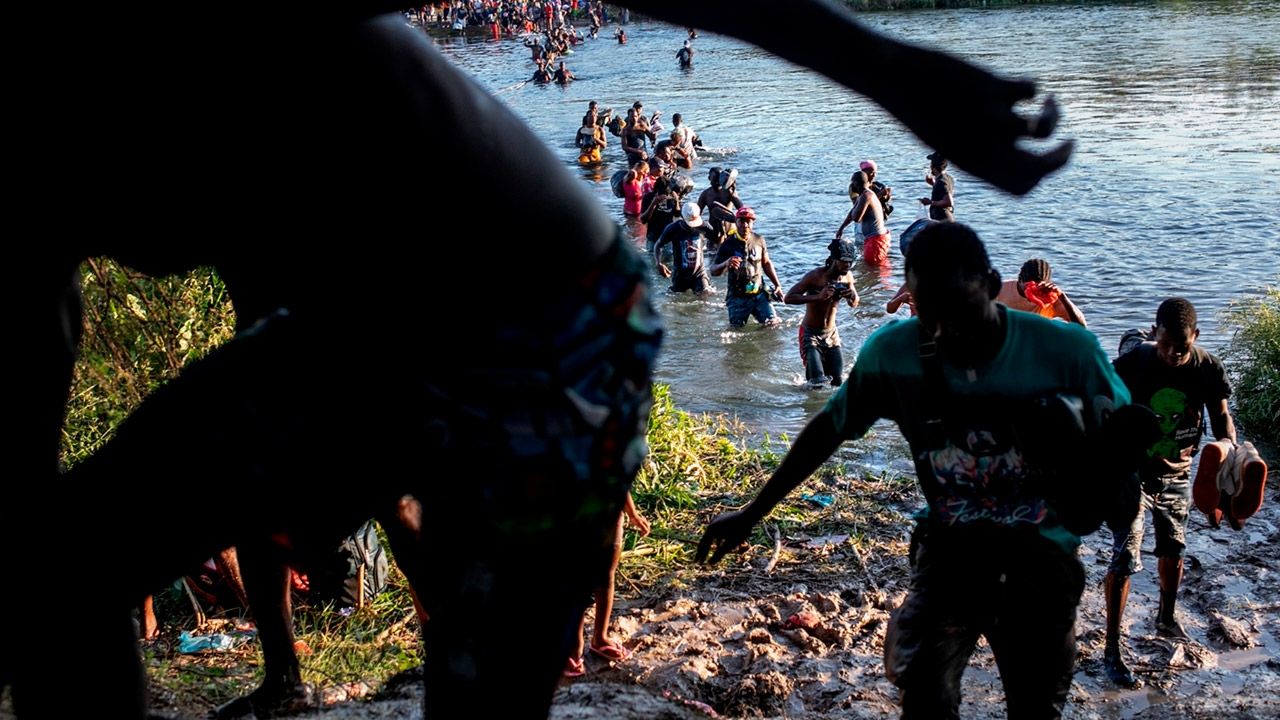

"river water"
[432,2,1280,438]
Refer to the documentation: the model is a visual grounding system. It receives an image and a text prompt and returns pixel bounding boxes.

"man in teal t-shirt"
[697,223,1130,719]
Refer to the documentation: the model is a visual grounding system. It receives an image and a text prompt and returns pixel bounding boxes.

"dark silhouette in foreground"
[9,1,1076,717]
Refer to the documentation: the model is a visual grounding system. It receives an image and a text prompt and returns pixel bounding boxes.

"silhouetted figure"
[677,40,694,69]
[10,0,1074,716]
[698,224,1142,719]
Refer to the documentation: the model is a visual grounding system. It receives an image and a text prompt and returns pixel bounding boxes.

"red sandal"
[563,656,586,678]
[588,640,632,662]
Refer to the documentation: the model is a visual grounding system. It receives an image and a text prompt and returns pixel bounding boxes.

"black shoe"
[1103,646,1142,688]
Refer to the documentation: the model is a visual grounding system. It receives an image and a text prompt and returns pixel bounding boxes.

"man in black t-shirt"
[653,201,715,294]
[641,176,679,250]
[920,152,955,222]
[1103,298,1234,688]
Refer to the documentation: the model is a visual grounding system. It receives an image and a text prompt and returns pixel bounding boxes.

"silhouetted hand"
[877,45,1072,195]
[695,508,758,565]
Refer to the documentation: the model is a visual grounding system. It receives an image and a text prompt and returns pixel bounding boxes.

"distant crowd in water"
[411,0,612,38]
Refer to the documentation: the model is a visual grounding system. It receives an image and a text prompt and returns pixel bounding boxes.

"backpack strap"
[911,321,949,507]
[916,322,948,451]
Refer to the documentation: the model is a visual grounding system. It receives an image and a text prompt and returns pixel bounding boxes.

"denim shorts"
[1108,473,1190,575]
[726,291,777,327]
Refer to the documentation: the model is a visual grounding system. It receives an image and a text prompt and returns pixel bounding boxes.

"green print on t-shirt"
[1148,386,1188,461]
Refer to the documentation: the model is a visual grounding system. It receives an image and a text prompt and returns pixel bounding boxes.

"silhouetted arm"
[616,0,1071,195]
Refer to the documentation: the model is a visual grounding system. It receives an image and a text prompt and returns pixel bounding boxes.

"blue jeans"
[726,292,776,327]
[799,325,843,385]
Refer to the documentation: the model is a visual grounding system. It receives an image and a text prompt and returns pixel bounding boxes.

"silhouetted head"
[905,223,1002,351]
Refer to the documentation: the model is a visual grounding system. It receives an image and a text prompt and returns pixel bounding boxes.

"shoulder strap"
[917,322,948,451]
[911,322,950,508]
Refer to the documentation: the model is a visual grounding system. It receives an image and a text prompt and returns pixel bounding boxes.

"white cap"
[681,201,704,227]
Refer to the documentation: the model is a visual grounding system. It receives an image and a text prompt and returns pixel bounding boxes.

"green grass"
[144,559,425,714]
[1223,284,1280,447]
[142,384,917,713]
[620,385,916,599]
[59,260,914,710]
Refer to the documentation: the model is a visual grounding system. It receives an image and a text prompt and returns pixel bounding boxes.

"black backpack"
[912,324,1154,537]
[610,169,628,198]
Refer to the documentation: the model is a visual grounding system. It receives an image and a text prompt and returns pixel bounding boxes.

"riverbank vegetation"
[1224,284,1280,446]
[141,381,789,712]
[139,376,919,716]
[60,262,803,711]
[61,262,1277,715]
[63,260,233,466]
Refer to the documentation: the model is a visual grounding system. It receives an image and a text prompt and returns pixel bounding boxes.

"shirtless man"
[553,61,575,85]
[530,58,553,84]
[785,238,860,387]
[996,258,1087,326]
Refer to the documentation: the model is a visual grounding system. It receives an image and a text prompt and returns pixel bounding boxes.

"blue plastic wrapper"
[800,493,835,508]
[178,630,241,653]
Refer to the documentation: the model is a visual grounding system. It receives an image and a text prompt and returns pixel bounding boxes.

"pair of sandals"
[563,641,632,678]
[1193,439,1268,529]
